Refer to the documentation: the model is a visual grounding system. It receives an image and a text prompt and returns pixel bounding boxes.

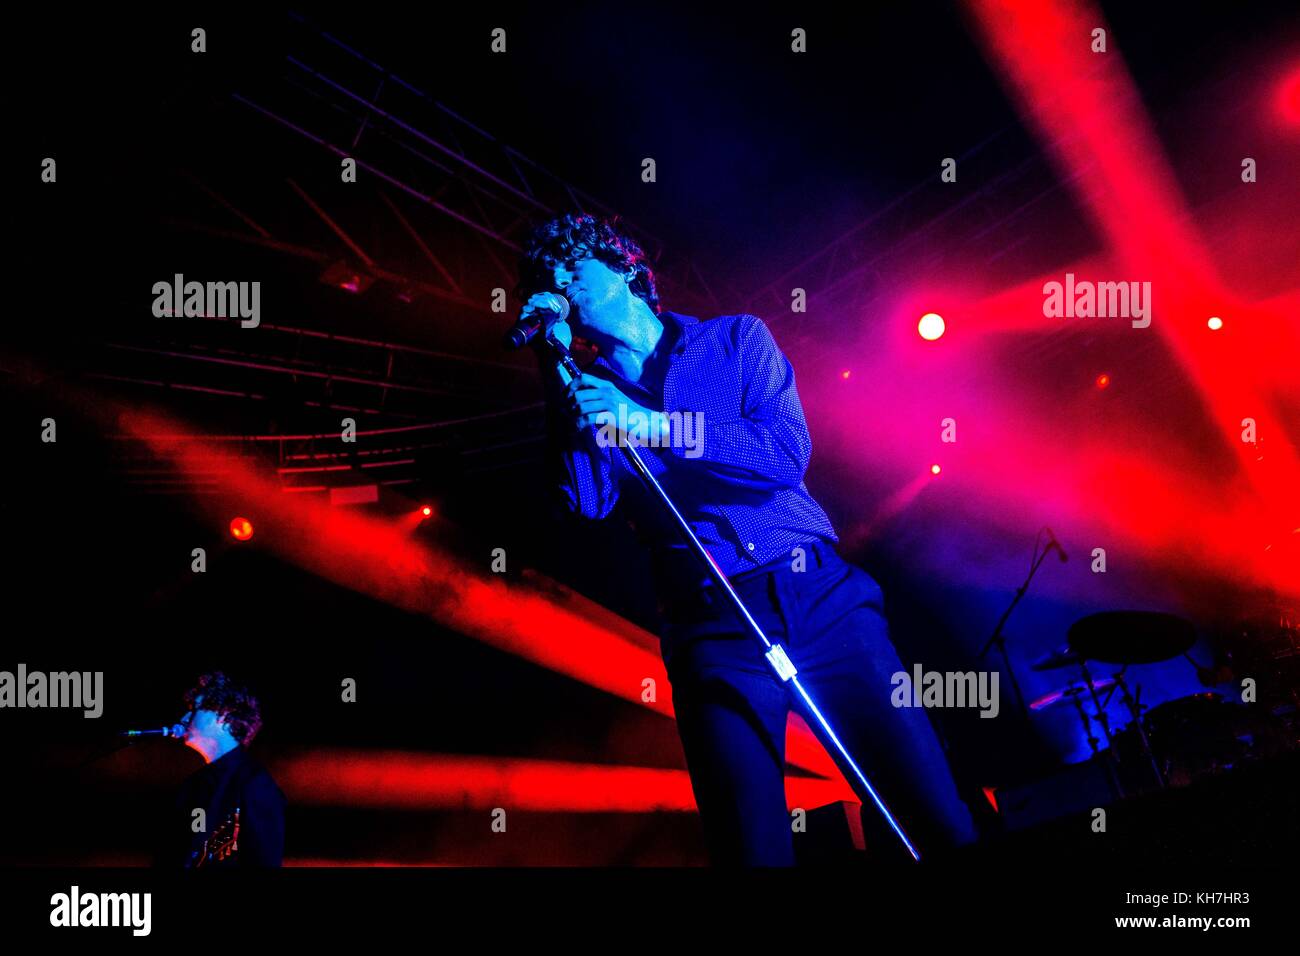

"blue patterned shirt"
[552,310,839,576]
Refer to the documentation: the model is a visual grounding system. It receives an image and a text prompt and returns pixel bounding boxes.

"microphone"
[1044,526,1068,562]
[504,293,570,349]
[120,724,186,738]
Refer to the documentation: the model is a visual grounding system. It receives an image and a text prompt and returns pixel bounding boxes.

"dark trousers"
[660,542,978,865]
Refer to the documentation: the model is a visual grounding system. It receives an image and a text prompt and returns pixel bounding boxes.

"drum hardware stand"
[1108,668,1166,790]
[541,329,922,862]
[1074,658,1129,797]
[1067,690,1102,756]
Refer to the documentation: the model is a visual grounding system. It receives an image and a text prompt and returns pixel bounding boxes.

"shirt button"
[747,542,755,551]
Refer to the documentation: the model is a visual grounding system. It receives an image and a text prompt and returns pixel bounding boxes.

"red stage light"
[1281,66,1300,124]
[917,312,946,341]
[421,506,433,517]
[1095,373,1111,389]
[230,517,254,541]
[1207,316,1223,331]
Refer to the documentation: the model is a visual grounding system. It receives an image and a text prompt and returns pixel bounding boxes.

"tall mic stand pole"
[542,330,921,861]
[978,530,1057,722]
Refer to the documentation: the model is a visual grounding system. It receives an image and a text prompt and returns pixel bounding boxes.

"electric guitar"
[188,808,240,868]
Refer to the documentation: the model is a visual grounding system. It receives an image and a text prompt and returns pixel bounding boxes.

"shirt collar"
[207,744,244,772]
[658,309,702,354]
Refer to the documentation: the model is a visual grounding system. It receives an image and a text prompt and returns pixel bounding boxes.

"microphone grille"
[550,293,571,321]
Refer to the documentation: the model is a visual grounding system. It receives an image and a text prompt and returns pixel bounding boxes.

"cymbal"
[1031,645,1084,671]
[1029,677,1118,711]
[1068,611,1196,665]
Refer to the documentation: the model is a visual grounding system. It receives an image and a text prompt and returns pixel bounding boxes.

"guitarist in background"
[156,671,286,867]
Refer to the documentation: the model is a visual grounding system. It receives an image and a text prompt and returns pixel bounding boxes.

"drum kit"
[1027,611,1294,793]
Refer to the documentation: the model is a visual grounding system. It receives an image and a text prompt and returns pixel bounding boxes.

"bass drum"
[1113,693,1293,788]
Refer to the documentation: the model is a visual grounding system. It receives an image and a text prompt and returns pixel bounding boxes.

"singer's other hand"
[566,374,666,444]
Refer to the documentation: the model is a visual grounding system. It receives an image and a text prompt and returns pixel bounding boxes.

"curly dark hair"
[184,671,263,744]
[516,211,660,314]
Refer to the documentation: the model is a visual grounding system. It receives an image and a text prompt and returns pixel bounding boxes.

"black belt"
[653,540,836,600]
[727,540,836,585]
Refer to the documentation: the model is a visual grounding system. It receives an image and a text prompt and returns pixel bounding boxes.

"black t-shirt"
[157,745,286,867]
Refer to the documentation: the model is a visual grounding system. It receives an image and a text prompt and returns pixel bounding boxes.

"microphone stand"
[542,330,921,862]
[977,533,1055,723]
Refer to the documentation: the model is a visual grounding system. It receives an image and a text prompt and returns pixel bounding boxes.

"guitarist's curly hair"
[516,211,660,314]
[184,671,263,744]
